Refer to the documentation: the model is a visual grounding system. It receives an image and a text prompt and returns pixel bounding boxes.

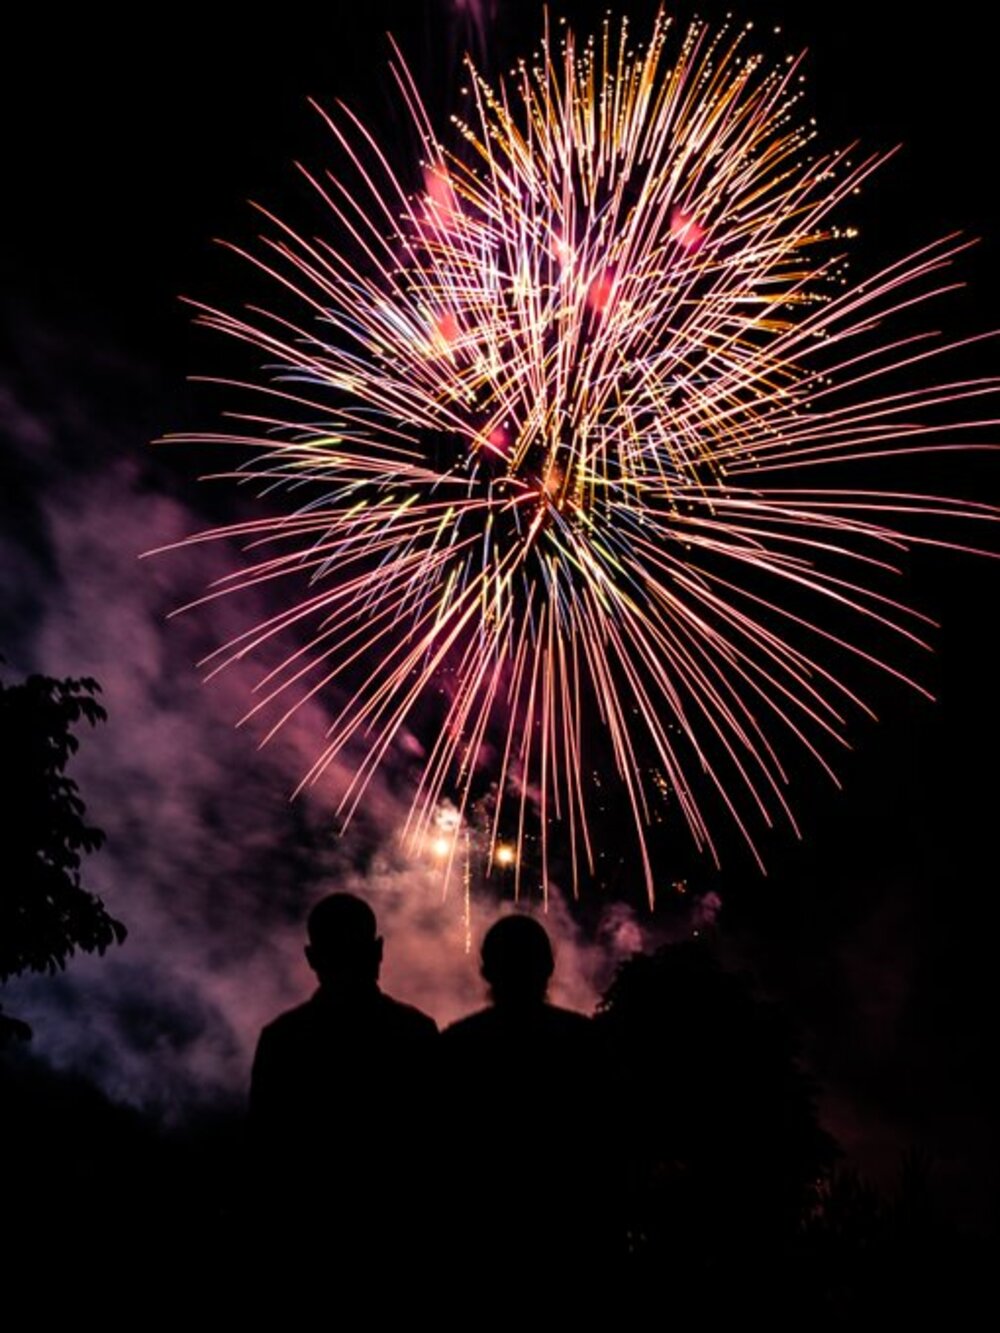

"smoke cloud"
[2,326,708,1118]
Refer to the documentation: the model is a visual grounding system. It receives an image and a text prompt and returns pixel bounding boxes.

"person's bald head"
[305,893,383,988]
[481,914,554,1006]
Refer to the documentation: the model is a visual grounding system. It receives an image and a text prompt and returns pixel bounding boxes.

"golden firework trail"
[160,10,1000,903]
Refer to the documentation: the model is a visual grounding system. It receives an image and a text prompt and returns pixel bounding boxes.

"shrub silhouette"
[597,940,838,1304]
[0,667,125,983]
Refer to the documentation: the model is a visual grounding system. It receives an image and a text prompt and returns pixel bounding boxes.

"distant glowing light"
[432,310,461,351]
[586,269,614,313]
[669,206,707,253]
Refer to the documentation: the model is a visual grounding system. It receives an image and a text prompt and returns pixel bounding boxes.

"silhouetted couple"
[249,892,598,1281]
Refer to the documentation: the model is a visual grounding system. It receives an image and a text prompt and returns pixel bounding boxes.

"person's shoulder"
[546,1003,592,1024]
[378,991,439,1037]
[256,996,319,1046]
[542,1004,593,1035]
[441,1008,495,1042]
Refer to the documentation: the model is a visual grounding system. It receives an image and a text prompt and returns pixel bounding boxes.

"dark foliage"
[0,1003,32,1047]
[0,1042,250,1295]
[0,667,126,982]
[799,1150,975,1316]
[596,941,839,1309]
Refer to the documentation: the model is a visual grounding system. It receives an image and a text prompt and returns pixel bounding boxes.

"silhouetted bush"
[0,666,125,982]
[597,940,838,1309]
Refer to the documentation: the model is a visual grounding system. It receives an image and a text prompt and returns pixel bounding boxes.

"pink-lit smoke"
[0,332,724,1117]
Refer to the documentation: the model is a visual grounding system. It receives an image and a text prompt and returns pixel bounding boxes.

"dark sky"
[2,1,997,1231]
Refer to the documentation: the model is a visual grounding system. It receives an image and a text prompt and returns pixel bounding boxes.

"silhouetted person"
[249,893,438,1269]
[442,915,600,1282]
[444,911,592,1047]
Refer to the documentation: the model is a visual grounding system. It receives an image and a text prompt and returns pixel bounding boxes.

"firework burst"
[161,10,999,902]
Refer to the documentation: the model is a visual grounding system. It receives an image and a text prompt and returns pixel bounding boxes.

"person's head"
[481,913,554,1007]
[305,893,383,989]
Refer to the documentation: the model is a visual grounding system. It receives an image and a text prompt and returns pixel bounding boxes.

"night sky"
[2,1,997,1234]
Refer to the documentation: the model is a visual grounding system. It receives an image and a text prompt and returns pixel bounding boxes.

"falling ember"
[162,9,1000,904]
